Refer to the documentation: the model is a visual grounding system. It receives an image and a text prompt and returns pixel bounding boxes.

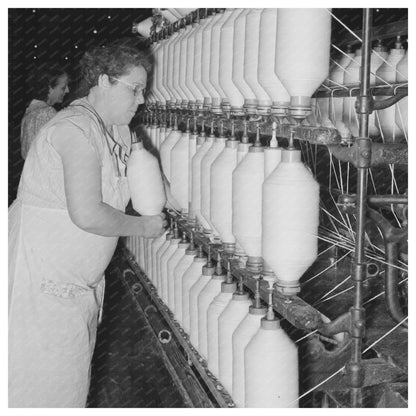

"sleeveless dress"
[20,99,57,159]
[9,97,132,407]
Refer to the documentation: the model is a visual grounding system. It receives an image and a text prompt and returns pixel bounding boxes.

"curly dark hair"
[27,62,68,102]
[80,39,153,89]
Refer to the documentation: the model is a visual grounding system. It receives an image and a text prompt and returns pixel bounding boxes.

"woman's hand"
[140,213,168,238]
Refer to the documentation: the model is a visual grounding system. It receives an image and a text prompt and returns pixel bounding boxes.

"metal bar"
[124,248,236,408]
[313,83,407,98]
[175,219,325,331]
[347,8,373,408]
[368,195,408,205]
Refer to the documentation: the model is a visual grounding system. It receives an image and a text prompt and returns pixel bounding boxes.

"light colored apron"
[9,102,131,407]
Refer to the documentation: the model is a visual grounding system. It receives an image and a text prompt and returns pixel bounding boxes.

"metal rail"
[124,248,236,408]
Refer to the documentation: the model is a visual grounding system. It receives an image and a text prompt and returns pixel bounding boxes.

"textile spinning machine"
[123,7,408,408]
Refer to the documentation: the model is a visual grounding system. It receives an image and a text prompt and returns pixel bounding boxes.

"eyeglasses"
[110,76,146,97]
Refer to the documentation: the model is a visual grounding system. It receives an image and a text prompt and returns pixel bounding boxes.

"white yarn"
[166,244,189,312]
[328,51,354,136]
[170,131,190,212]
[150,125,158,149]
[191,136,215,227]
[209,10,230,101]
[232,311,266,407]
[237,142,251,163]
[127,142,166,215]
[262,152,319,287]
[200,138,226,233]
[151,231,168,287]
[244,323,298,407]
[155,236,172,291]
[197,277,225,360]
[258,8,290,105]
[181,258,206,333]
[139,237,146,270]
[244,9,271,106]
[219,9,245,108]
[173,253,197,325]
[375,47,405,141]
[189,274,212,348]
[276,9,331,100]
[145,238,153,281]
[218,296,252,394]
[232,150,264,258]
[210,143,238,245]
[188,133,198,216]
[160,238,180,303]
[232,9,257,101]
[158,127,167,148]
[264,147,282,179]
[206,291,234,378]
[143,238,151,276]
[160,129,182,182]
[343,48,388,137]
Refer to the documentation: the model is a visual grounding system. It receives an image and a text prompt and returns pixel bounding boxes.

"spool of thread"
[155,231,173,292]
[173,235,198,325]
[134,17,154,38]
[343,44,388,137]
[150,124,158,149]
[207,266,236,378]
[181,246,207,333]
[139,237,146,271]
[189,247,215,348]
[160,117,182,182]
[232,137,265,272]
[276,8,331,120]
[160,228,181,303]
[159,125,167,148]
[166,233,189,311]
[210,122,239,252]
[328,46,354,137]
[191,127,214,229]
[127,141,166,215]
[375,37,405,142]
[200,129,226,234]
[170,121,191,212]
[151,230,168,286]
[244,316,298,407]
[232,9,257,110]
[219,8,245,111]
[244,8,272,112]
[143,238,150,276]
[188,120,199,218]
[218,290,252,394]
[197,254,226,360]
[232,303,267,407]
[262,148,319,295]
[259,8,290,115]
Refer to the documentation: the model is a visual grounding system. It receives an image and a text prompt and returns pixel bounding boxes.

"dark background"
[8,8,407,206]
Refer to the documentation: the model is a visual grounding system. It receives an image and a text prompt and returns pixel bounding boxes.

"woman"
[20,63,70,159]
[9,43,167,407]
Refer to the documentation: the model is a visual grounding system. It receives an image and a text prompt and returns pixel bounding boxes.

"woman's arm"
[52,125,166,237]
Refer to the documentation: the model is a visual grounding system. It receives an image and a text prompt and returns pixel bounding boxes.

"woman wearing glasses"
[9,42,167,407]
[20,62,70,159]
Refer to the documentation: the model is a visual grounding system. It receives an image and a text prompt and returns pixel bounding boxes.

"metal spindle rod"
[348,7,373,408]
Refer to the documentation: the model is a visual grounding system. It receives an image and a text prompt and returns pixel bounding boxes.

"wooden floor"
[87,243,187,408]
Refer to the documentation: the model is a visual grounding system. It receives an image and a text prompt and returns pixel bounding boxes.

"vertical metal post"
[346,8,373,408]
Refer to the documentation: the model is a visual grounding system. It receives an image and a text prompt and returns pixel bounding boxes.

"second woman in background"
[20,62,70,159]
